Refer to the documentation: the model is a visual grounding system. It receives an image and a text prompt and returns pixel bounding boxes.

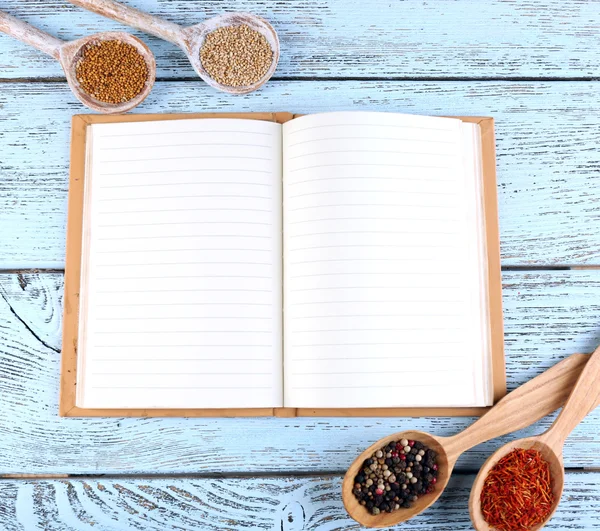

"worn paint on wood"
[0,271,599,475]
[2,81,600,268]
[0,0,599,80]
[1,473,600,530]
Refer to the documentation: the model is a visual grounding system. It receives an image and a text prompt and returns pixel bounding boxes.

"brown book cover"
[60,112,504,418]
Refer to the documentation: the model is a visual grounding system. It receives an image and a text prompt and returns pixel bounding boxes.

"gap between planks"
[2,76,600,84]
[0,468,589,481]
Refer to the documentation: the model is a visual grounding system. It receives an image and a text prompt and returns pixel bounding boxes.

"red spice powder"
[480,448,554,531]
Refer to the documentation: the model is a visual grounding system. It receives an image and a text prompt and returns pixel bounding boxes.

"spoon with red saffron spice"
[469,344,600,531]
[343,353,600,528]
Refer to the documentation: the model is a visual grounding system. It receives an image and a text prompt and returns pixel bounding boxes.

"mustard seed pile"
[76,40,148,104]
[353,439,439,515]
[200,24,273,87]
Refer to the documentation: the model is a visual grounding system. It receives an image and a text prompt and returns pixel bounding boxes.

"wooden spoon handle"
[68,0,182,45]
[543,344,600,449]
[444,353,594,460]
[0,10,63,59]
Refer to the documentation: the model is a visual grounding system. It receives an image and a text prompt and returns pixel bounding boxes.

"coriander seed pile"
[352,439,439,515]
[200,24,273,87]
[76,40,148,104]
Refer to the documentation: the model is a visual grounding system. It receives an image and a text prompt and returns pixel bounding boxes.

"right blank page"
[282,112,491,408]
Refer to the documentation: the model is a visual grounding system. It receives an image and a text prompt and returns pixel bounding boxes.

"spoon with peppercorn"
[469,344,600,531]
[0,9,155,113]
[342,352,600,528]
[68,0,279,94]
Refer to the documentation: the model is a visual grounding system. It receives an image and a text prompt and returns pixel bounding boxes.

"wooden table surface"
[1,0,600,529]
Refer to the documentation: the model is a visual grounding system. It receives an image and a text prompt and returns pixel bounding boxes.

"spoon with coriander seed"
[469,344,600,531]
[342,352,600,528]
[68,0,279,94]
[0,10,155,114]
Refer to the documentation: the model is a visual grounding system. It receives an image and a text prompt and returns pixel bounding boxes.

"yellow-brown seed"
[76,40,148,104]
[200,24,273,87]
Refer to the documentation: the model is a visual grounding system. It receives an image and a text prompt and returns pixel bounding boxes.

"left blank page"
[77,118,283,409]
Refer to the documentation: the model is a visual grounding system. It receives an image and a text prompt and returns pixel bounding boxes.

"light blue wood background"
[1,0,599,529]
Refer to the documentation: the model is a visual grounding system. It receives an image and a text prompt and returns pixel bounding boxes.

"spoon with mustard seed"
[68,0,279,94]
[0,9,155,113]
[342,353,600,527]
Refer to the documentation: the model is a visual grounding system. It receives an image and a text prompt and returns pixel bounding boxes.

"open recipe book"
[60,111,504,417]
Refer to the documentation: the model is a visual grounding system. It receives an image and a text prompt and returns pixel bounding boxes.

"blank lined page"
[282,112,490,408]
[77,118,283,409]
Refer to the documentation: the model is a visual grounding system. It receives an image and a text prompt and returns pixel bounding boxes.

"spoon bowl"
[469,344,600,531]
[342,430,449,528]
[60,31,155,113]
[69,0,279,94]
[180,13,279,95]
[469,437,564,531]
[0,10,155,113]
[342,353,600,528]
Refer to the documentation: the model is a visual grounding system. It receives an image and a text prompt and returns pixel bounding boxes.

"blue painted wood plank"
[1,473,599,530]
[1,81,600,268]
[0,271,599,475]
[0,0,599,79]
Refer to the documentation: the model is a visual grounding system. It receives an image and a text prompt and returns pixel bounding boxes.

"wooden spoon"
[342,353,600,528]
[68,0,280,94]
[469,345,600,531]
[0,10,155,114]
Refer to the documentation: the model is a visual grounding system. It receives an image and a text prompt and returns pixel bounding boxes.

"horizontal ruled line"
[288,230,459,239]
[100,142,271,150]
[287,149,454,160]
[99,130,273,138]
[290,314,457,319]
[287,123,450,135]
[293,355,458,361]
[96,261,271,266]
[96,275,271,280]
[97,208,271,214]
[292,341,460,346]
[289,272,459,278]
[93,330,271,334]
[96,288,271,293]
[98,221,271,228]
[286,136,454,147]
[92,372,272,376]
[91,386,273,389]
[289,244,453,251]
[289,258,437,265]
[99,169,271,176]
[93,345,273,348]
[287,190,453,199]
[93,358,272,361]
[96,302,272,307]
[291,285,457,291]
[293,369,463,375]
[290,300,459,305]
[286,176,450,186]
[290,327,459,332]
[97,235,270,241]
[289,163,448,173]
[95,316,271,320]
[99,181,271,189]
[100,156,272,163]
[287,203,455,211]
[98,194,270,202]
[292,384,456,389]
[97,248,270,254]
[287,216,460,224]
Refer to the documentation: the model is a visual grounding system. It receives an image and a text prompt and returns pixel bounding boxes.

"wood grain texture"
[1,270,600,475]
[0,0,599,79]
[1,473,600,530]
[2,81,600,268]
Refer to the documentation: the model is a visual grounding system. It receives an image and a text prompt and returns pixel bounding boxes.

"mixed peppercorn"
[352,438,439,515]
